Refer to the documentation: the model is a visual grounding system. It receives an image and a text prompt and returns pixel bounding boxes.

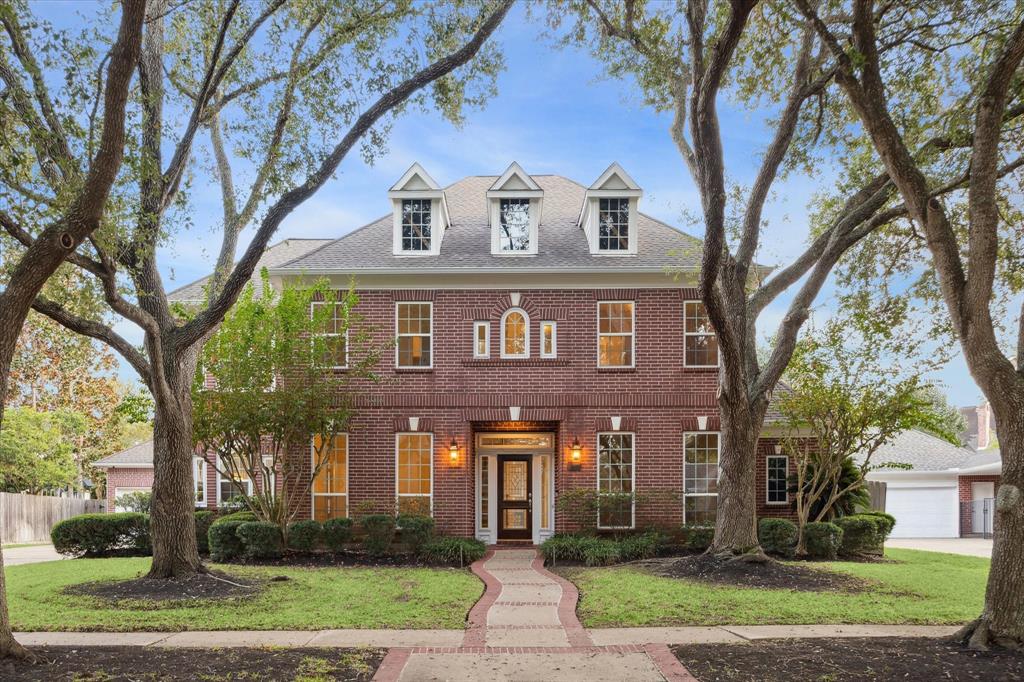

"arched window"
[501,308,529,358]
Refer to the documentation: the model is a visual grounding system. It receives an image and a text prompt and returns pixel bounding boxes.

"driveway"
[3,543,64,566]
[886,538,992,558]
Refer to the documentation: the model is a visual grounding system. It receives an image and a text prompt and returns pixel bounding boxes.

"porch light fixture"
[569,437,582,471]
[449,438,460,462]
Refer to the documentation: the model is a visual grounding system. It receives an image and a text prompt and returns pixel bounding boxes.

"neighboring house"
[101,163,799,544]
[93,441,157,512]
[866,425,1002,538]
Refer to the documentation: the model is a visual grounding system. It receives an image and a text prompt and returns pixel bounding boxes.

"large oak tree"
[3,0,513,579]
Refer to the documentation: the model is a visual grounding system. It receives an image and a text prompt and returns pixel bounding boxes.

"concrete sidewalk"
[886,538,992,557]
[13,624,960,649]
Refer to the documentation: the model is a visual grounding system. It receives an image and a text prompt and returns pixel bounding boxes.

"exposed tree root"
[951,617,1023,652]
[0,637,35,662]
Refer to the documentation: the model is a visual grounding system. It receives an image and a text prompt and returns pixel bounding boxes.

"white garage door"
[885,486,959,538]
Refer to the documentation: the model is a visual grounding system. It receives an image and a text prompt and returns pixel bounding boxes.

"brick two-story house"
[100,163,795,543]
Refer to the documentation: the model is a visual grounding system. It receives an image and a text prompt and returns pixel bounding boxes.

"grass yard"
[5,558,482,631]
[563,548,988,628]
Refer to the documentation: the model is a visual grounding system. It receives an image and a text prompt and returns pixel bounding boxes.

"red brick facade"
[104,468,155,511]
[958,474,1001,536]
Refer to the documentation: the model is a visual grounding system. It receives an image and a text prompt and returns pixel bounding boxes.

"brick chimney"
[959,401,992,450]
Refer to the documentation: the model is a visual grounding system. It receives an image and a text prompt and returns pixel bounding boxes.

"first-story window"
[684,301,718,367]
[114,487,151,512]
[540,321,557,358]
[766,454,788,505]
[396,433,432,515]
[219,455,253,506]
[597,433,635,529]
[474,321,490,358]
[598,301,635,367]
[311,300,349,369]
[194,457,207,507]
[684,433,719,525]
[396,302,432,368]
[313,434,348,520]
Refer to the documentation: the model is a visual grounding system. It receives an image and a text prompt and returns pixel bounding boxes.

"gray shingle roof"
[168,239,333,302]
[94,440,153,468]
[271,175,704,273]
[870,430,977,472]
[962,448,1002,470]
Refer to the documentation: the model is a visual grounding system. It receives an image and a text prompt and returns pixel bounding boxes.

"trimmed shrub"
[861,510,897,538]
[618,532,662,561]
[758,518,798,557]
[803,521,843,560]
[212,510,258,526]
[397,514,435,554]
[51,512,150,557]
[209,520,247,561]
[322,517,354,551]
[684,525,714,551]
[236,521,283,559]
[579,537,620,566]
[539,534,588,564]
[194,511,215,555]
[361,514,396,556]
[287,519,322,551]
[419,537,487,566]
[835,515,878,555]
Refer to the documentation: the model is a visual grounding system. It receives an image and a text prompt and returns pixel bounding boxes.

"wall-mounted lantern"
[569,436,582,471]
[449,438,460,463]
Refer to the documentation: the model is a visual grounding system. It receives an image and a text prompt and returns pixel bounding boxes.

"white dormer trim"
[578,162,642,256]
[390,163,449,256]
[488,162,542,256]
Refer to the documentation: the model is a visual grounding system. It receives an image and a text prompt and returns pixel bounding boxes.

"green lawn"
[563,549,988,628]
[5,558,482,631]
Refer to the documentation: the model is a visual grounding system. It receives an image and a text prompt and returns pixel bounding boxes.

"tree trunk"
[147,354,202,578]
[956,401,1024,649]
[711,401,763,556]
[0,379,33,660]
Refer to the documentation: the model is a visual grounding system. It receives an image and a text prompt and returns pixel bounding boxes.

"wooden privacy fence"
[0,492,104,544]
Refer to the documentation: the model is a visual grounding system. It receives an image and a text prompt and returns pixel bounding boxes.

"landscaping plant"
[194,512,216,555]
[802,522,844,561]
[360,515,396,557]
[419,537,487,567]
[287,520,323,552]
[235,522,283,560]
[322,517,354,552]
[758,518,798,558]
[51,513,150,557]
[208,521,247,562]
[397,515,435,554]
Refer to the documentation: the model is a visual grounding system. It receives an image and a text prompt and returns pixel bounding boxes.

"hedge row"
[757,512,897,559]
[540,530,672,566]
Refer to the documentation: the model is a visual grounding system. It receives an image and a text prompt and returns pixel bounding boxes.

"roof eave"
[268,265,699,276]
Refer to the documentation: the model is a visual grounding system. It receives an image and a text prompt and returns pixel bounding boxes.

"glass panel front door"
[498,455,532,540]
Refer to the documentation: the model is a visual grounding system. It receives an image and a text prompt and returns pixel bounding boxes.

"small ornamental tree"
[779,313,957,556]
[193,273,384,537]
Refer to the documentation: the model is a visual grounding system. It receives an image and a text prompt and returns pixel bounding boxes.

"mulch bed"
[673,637,1024,681]
[65,569,260,603]
[635,554,872,592]
[0,646,384,681]
[231,550,436,568]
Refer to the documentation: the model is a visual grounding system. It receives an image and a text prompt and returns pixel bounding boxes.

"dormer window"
[579,163,642,256]
[401,199,431,252]
[488,162,542,256]
[389,163,449,256]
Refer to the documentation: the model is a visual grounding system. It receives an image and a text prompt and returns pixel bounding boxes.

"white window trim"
[683,300,719,368]
[396,197,435,254]
[395,301,433,369]
[490,197,541,256]
[473,321,490,359]
[311,300,349,370]
[596,301,636,368]
[596,432,636,530]
[540,321,557,358]
[311,434,349,520]
[217,460,254,507]
[193,457,207,508]
[500,308,530,359]
[595,197,635,254]
[766,454,789,505]
[683,431,720,525]
[395,432,434,515]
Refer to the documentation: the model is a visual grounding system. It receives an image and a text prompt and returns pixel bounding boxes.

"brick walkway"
[373,548,696,681]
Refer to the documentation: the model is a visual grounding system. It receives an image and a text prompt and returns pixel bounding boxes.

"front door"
[498,455,532,540]
[971,482,996,535]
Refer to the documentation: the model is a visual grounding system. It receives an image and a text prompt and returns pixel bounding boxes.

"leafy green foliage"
[51,513,150,557]
[617,531,665,561]
[418,537,486,566]
[114,490,152,514]
[788,456,871,521]
[212,511,258,526]
[360,515,396,556]
[322,517,354,551]
[861,511,897,538]
[236,521,284,560]
[287,520,323,552]
[397,515,435,554]
[802,522,843,560]
[836,514,894,556]
[683,525,714,551]
[208,520,247,562]
[0,407,82,493]
[540,532,664,566]
[758,518,798,557]
[194,511,215,555]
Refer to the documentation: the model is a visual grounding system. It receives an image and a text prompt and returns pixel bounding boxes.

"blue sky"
[38,2,986,408]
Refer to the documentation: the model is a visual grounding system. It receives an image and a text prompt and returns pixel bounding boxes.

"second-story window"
[396,302,432,368]
[498,198,530,252]
[598,198,630,251]
[474,321,490,358]
[540,321,557,358]
[684,301,719,367]
[501,308,529,358]
[598,301,634,367]
[401,199,431,252]
[312,301,348,369]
